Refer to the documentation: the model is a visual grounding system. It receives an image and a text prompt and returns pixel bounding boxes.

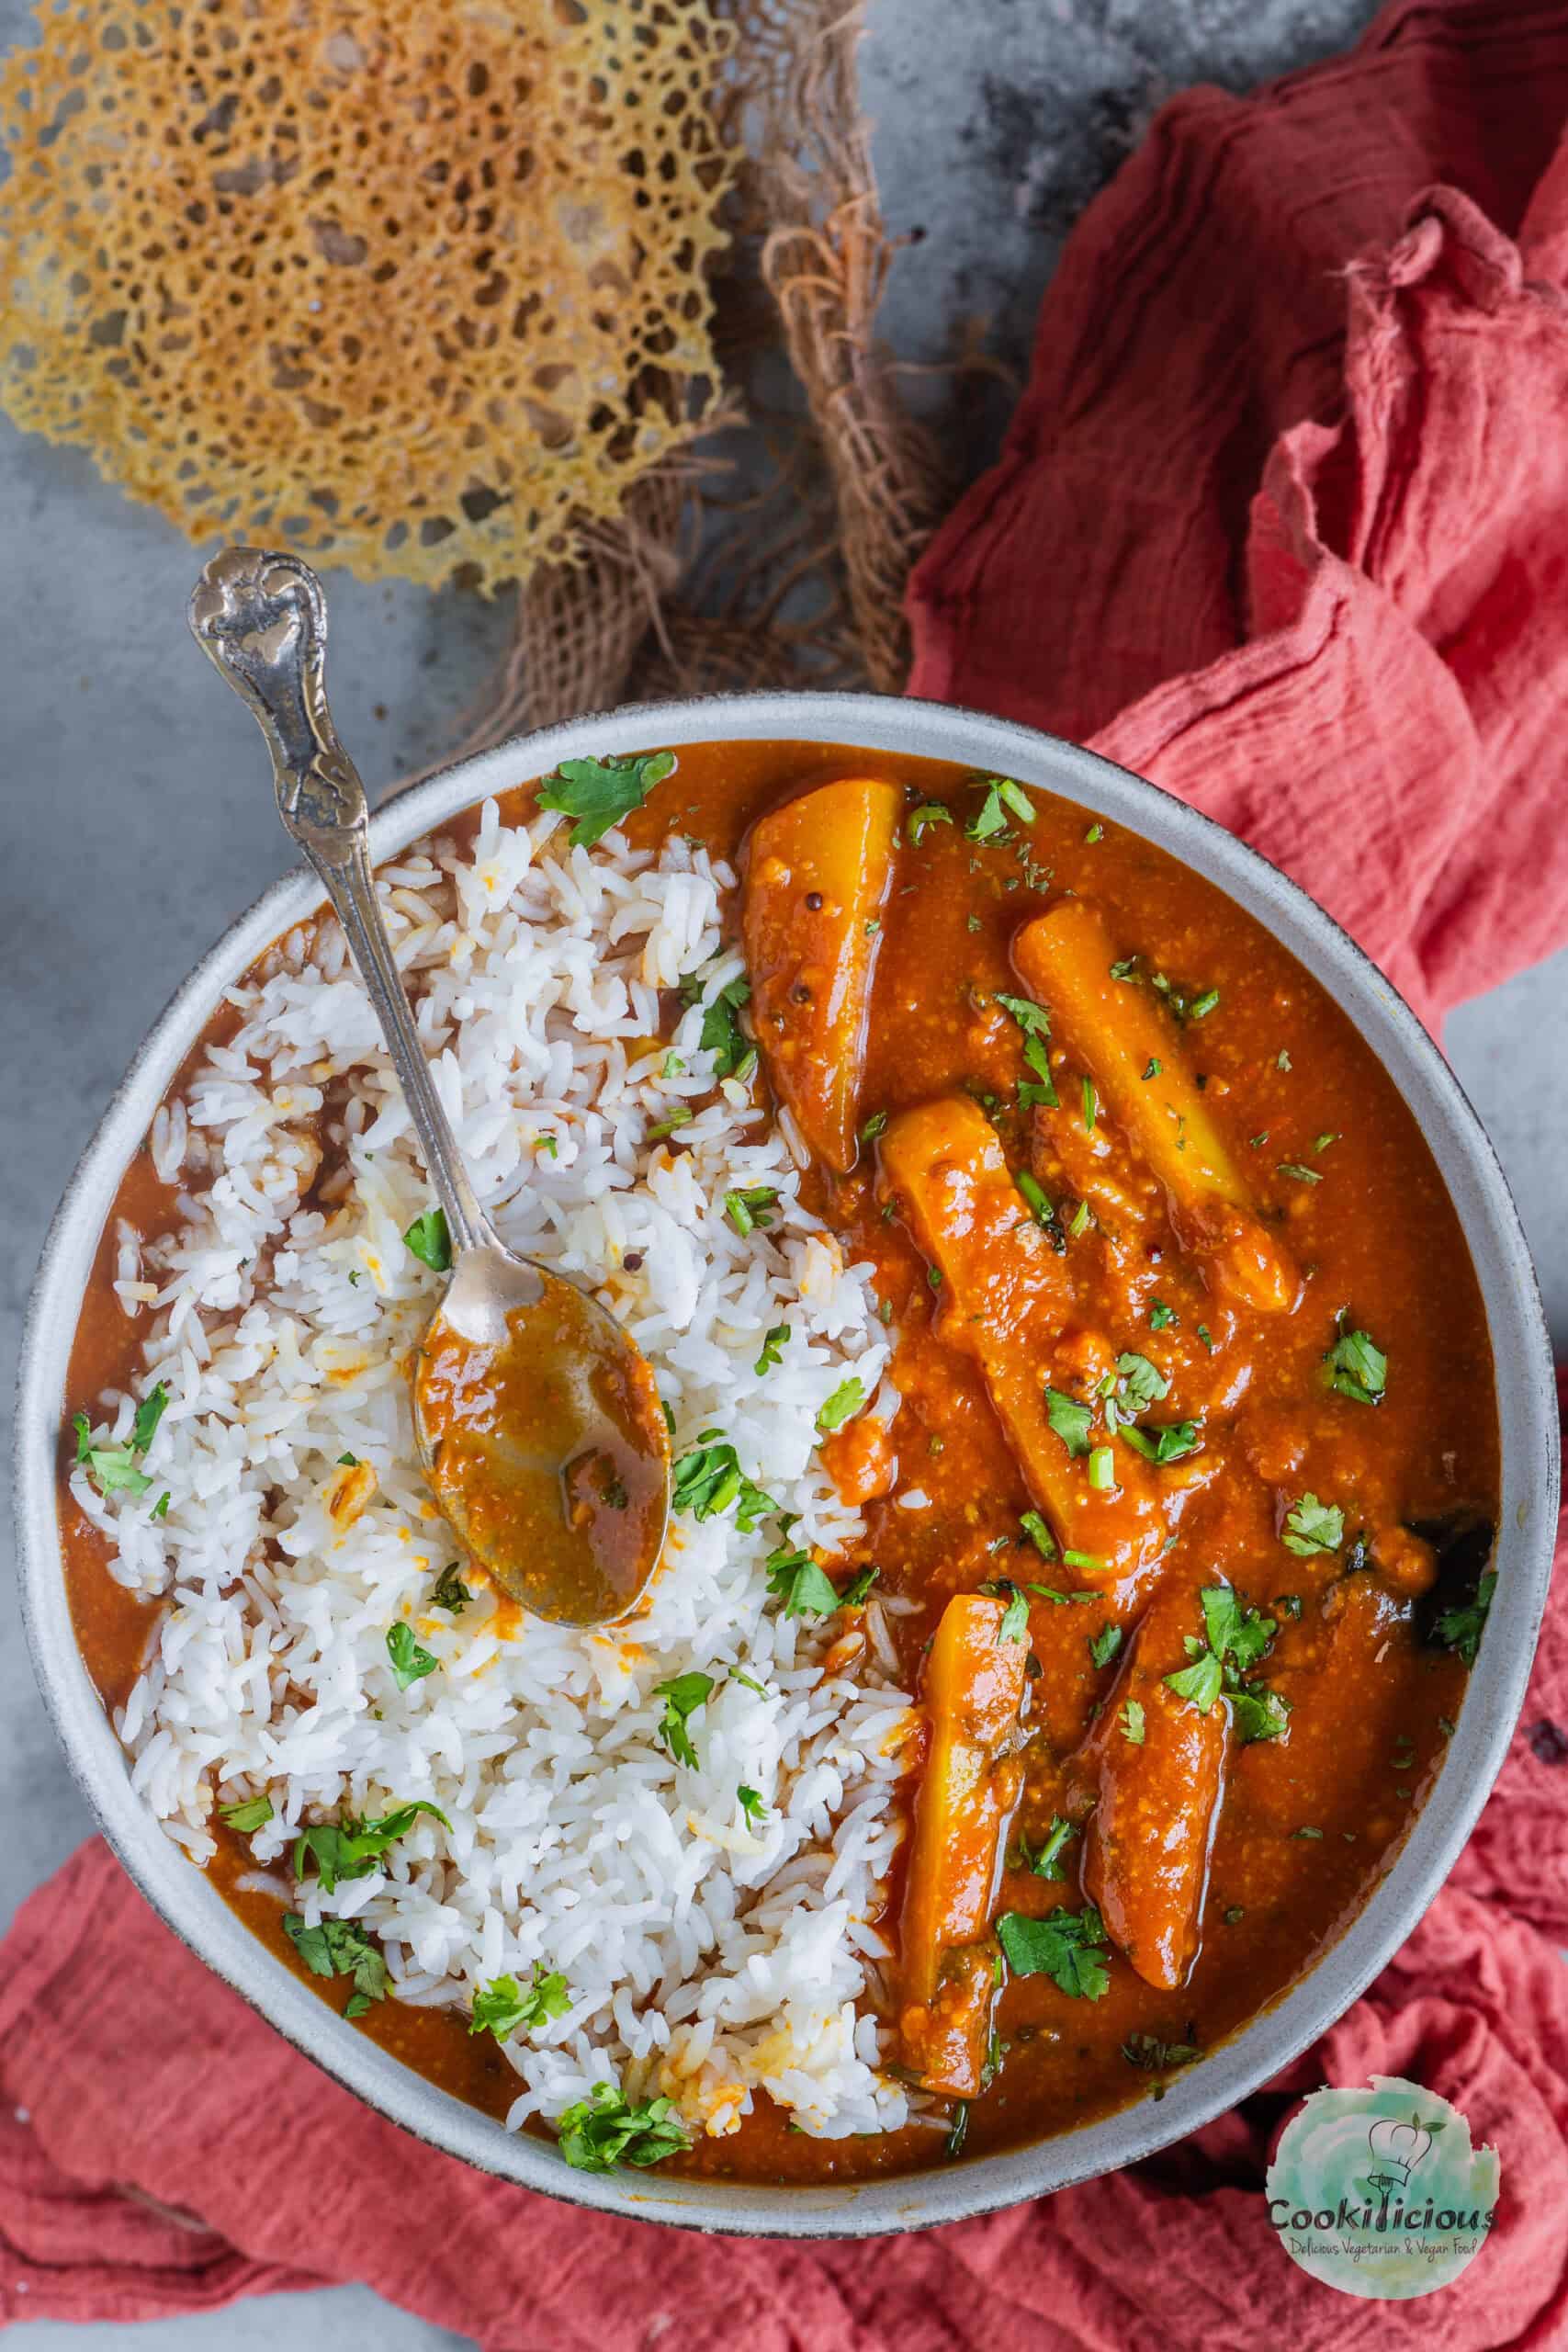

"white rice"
[70,797,919,2144]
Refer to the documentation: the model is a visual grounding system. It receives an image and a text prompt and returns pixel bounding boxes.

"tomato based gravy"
[59,739,1495,2183]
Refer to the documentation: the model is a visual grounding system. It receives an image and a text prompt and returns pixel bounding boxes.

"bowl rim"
[15,685,1560,2240]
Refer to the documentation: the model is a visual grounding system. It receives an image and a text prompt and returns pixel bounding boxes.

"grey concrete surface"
[2,0,1563,2344]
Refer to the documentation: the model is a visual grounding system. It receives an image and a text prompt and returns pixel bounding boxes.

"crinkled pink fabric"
[6,2,1568,2342]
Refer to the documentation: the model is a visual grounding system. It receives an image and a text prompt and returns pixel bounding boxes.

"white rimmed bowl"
[16,691,1559,2237]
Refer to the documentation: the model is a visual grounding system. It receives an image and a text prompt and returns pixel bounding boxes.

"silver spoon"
[189,546,670,1629]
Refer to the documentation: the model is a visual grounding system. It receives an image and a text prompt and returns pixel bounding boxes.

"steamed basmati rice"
[70,797,920,2144]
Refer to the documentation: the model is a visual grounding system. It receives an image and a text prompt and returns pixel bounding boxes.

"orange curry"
[60,739,1498,2182]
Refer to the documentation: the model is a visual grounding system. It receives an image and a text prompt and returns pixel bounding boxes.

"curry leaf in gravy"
[282,1913,387,2010]
[1044,1387,1093,1459]
[816,1376,865,1434]
[386,1623,438,1690]
[652,1671,715,1767]
[470,1964,570,2041]
[557,2082,689,2172]
[1283,1494,1344,1555]
[537,749,677,848]
[998,1905,1111,2000]
[220,1793,274,1833]
[1434,1570,1497,1668]
[1325,1324,1387,1405]
[671,1436,777,1530]
[403,1207,452,1272]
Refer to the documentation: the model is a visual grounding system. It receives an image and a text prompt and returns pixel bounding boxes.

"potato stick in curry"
[1069,1570,1230,1991]
[1010,899,1301,1316]
[742,774,900,1171]
[877,1094,1180,1582]
[899,1592,1027,2096]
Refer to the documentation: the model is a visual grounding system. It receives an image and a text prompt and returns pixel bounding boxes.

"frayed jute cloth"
[466,0,951,744]
[6,4,1568,2347]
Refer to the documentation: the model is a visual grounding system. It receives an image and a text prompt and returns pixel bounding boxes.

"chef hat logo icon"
[1367,2115,1435,2188]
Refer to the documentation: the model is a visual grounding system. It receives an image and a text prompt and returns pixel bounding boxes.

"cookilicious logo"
[1266,2075,1499,2300]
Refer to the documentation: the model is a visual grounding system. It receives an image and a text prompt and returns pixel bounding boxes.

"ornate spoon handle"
[189,547,491,1259]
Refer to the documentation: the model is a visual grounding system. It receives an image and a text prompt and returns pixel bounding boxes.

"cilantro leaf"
[293,1798,450,1894]
[906,801,954,844]
[1017,1032,1059,1111]
[1229,1685,1291,1744]
[671,1437,776,1530]
[1435,1570,1496,1667]
[1120,1698,1145,1743]
[470,1964,571,2041]
[653,1670,715,1767]
[282,1913,387,2009]
[998,1905,1111,2000]
[1164,1650,1224,1712]
[557,2082,688,2173]
[840,1562,880,1607]
[686,971,752,1079]
[1283,1493,1343,1555]
[403,1207,452,1272]
[1118,1419,1201,1464]
[1089,1623,1122,1669]
[220,1793,274,1834]
[755,1323,790,1376]
[765,1545,842,1618]
[130,1383,169,1454]
[816,1376,865,1434]
[724,1184,777,1236]
[1325,1324,1387,1404]
[1045,1387,1093,1458]
[386,1623,438,1690]
[737,1784,768,1828]
[1148,1299,1177,1330]
[537,750,676,848]
[995,992,1051,1040]
[1114,1351,1170,1411]
[1018,1816,1077,1880]
[431,1562,470,1613]
[990,1580,1028,1642]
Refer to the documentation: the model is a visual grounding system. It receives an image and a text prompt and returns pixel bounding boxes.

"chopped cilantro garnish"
[1118,1419,1200,1464]
[653,1671,715,1766]
[945,2101,970,2158]
[997,1905,1111,1999]
[1229,1685,1291,1744]
[995,991,1051,1040]
[1019,1510,1057,1559]
[1018,1032,1059,1111]
[220,1793,274,1834]
[130,1384,168,1454]
[293,1798,451,1894]
[1016,1169,1054,1227]
[1087,1444,1114,1490]
[688,972,753,1080]
[840,1562,881,1607]
[72,1380,169,1498]
[816,1376,865,1434]
[1435,1570,1496,1667]
[1147,1299,1177,1329]
[1018,1816,1077,1880]
[1120,1699,1145,1744]
[764,1545,841,1619]
[151,1490,171,1520]
[907,801,954,844]
[386,1623,438,1690]
[649,1107,694,1138]
[283,1912,387,2011]
[1089,1623,1122,1669]
[737,1785,768,1828]
[1283,1494,1343,1555]
[470,1964,570,2041]
[755,1322,790,1376]
[402,1207,452,1272]
[1122,2031,1199,2073]
[995,1581,1029,1643]
[860,1109,888,1142]
[1085,822,1104,844]
[967,776,1032,840]
[1277,1162,1321,1184]
[1142,1057,1162,1080]
[431,1562,470,1613]
[1045,1387,1093,1458]
[1196,1323,1214,1352]
[1081,1075,1098,1132]
[1165,1648,1224,1712]
[557,2082,688,2172]
[1326,1324,1386,1404]
[537,749,676,847]
[1114,1351,1170,1411]
[725,1184,777,1237]
[671,1437,777,1530]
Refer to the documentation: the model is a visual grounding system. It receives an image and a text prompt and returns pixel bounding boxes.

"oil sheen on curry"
[61,740,1498,2184]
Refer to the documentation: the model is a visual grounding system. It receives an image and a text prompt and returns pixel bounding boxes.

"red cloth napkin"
[7,2,1568,2343]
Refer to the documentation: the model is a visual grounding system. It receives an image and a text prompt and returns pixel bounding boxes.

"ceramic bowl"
[17,691,1559,2236]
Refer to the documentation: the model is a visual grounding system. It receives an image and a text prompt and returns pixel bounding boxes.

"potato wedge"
[742,774,900,1171]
